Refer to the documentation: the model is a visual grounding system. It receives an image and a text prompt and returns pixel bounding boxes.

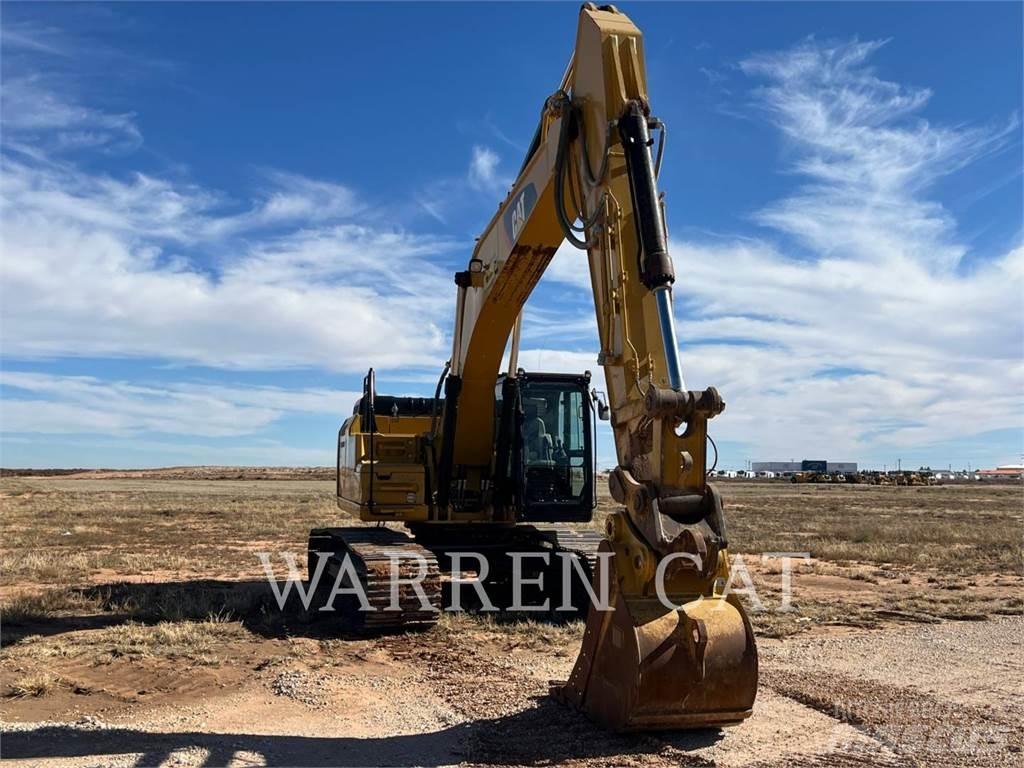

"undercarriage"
[307,524,604,631]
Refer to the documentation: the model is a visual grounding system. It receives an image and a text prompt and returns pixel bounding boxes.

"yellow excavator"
[308,4,757,731]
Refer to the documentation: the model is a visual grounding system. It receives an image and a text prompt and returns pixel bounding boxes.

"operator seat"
[523,399,554,466]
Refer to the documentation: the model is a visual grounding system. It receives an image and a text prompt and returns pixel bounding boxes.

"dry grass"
[9,477,1019,588]
[97,616,243,662]
[0,582,262,622]
[436,611,584,654]
[593,482,1024,574]
[83,580,278,622]
[0,588,104,623]
[0,477,340,586]
[5,671,63,698]
[1,476,1021,653]
[1,634,76,661]
[716,483,1022,574]
[737,561,1024,638]
[2,616,246,666]
[0,581,280,657]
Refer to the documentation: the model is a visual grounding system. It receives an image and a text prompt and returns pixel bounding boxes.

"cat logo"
[503,183,537,245]
[512,195,527,238]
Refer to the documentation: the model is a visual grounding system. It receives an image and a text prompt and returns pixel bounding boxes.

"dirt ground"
[1,474,1021,767]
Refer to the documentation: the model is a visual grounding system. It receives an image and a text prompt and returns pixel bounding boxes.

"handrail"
[363,368,377,513]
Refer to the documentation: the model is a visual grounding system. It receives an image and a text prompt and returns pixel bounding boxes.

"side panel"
[337,414,431,521]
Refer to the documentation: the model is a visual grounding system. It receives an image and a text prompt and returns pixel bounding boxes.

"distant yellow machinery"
[310,4,757,730]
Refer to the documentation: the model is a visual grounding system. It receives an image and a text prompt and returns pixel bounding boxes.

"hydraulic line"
[428,360,451,444]
[553,92,602,249]
[651,118,666,179]
[618,100,687,392]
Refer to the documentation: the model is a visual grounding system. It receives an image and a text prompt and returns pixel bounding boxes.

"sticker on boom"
[504,183,537,244]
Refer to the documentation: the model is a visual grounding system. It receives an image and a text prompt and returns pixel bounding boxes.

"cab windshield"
[520,382,589,507]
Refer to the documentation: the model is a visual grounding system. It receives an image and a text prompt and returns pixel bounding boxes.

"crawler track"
[537,525,604,578]
[308,527,443,632]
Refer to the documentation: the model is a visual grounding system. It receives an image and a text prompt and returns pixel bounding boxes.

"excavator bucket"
[554,549,757,731]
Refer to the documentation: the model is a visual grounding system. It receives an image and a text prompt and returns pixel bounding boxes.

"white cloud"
[203,170,364,238]
[408,141,516,226]
[508,348,600,376]
[0,130,457,372]
[543,240,589,290]
[0,371,359,437]
[0,152,367,244]
[468,145,505,191]
[0,22,167,158]
[698,66,728,86]
[740,38,1016,270]
[0,21,75,58]
[0,24,461,375]
[1,75,142,155]
[0,200,454,371]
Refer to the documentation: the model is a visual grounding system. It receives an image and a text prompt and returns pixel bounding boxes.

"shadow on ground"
[3,698,723,767]
[1,577,586,646]
[1,579,349,646]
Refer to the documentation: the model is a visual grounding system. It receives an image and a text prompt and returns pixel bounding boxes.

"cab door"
[517,374,595,522]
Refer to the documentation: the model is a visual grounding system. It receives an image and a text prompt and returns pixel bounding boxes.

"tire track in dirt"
[762,668,1020,767]
[757,617,1024,768]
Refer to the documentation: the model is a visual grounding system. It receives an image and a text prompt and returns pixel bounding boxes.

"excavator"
[308,4,757,731]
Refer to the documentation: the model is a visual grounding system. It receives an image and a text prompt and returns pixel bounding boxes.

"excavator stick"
[555,544,757,731]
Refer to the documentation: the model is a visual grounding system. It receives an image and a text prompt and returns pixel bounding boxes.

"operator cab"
[494,370,597,522]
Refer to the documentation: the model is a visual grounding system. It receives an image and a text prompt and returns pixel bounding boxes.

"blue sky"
[1,2,1021,471]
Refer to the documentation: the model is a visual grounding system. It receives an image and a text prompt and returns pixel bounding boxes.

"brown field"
[1,473,1021,767]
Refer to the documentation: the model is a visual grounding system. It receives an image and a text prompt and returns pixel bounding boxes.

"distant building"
[752,460,857,474]
[751,462,800,473]
[828,462,858,473]
[978,464,1024,479]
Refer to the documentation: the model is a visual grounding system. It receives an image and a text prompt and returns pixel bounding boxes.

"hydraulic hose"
[428,360,450,443]
[553,92,602,249]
